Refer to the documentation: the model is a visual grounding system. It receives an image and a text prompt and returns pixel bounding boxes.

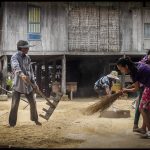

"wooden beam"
[61,55,66,94]
[1,55,7,94]
[45,62,50,97]
[32,55,63,62]
[4,51,147,56]
[36,63,42,90]
[0,60,2,94]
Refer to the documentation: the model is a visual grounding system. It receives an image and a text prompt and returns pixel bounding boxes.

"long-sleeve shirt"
[95,76,112,90]
[138,55,150,87]
[132,62,150,88]
[139,55,150,65]
[11,51,37,94]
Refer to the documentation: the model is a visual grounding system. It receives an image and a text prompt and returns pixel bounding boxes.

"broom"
[83,83,133,115]
[83,91,123,115]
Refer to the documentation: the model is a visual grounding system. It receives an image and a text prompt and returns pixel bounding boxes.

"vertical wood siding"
[1,2,147,55]
[119,2,133,52]
[2,2,27,51]
[2,2,68,53]
[143,8,150,50]
[132,8,143,51]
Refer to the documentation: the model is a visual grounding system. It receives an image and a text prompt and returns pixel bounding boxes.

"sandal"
[133,128,146,134]
[141,131,150,139]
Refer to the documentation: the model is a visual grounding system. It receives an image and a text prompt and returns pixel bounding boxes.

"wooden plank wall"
[2,2,27,52]
[143,8,150,50]
[119,2,133,52]
[0,2,3,56]
[40,2,68,53]
[108,7,120,52]
[132,8,143,51]
[98,7,109,52]
[1,2,68,54]
[1,2,148,55]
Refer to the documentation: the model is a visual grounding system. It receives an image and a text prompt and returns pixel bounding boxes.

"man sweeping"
[94,71,120,97]
[9,40,42,127]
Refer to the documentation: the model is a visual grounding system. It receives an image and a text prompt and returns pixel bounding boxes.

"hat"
[107,71,120,80]
[17,40,35,49]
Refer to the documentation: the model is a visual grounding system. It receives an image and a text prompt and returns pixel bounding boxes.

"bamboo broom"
[83,91,123,115]
[83,84,132,115]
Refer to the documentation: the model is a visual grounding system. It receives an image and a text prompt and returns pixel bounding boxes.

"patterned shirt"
[95,76,112,89]
[140,55,150,65]
[11,51,36,94]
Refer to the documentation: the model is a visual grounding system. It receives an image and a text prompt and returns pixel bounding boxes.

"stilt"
[45,62,50,97]
[36,63,42,91]
[1,56,7,94]
[61,55,69,101]
[52,61,56,82]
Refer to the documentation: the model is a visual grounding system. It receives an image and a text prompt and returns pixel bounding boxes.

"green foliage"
[6,78,13,88]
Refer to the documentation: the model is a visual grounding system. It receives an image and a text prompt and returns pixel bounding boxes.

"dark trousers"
[94,85,106,96]
[9,90,38,126]
[134,86,144,125]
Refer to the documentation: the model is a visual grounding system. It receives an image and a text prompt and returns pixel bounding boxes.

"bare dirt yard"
[0,96,150,149]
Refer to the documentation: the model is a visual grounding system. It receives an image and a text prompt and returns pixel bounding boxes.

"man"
[94,71,120,97]
[9,40,42,127]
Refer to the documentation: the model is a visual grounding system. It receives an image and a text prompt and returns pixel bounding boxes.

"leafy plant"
[6,78,13,89]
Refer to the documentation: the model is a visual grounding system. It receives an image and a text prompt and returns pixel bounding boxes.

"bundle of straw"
[83,92,122,115]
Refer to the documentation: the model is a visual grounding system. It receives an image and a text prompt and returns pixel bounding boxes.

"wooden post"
[36,63,42,90]
[70,91,73,100]
[61,55,66,95]
[0,60,2,72]
[1,55,7,94]
[45,62,50,97]
[0,59,2,94]
[122,53,126,88]
[52,61,56,82]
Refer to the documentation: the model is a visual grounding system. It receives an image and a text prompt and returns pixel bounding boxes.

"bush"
[6,78,13,90]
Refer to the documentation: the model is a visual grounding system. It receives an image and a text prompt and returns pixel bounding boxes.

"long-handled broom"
[83,91,123,115]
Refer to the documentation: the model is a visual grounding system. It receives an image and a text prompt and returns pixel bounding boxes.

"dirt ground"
[0,96,150,149]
